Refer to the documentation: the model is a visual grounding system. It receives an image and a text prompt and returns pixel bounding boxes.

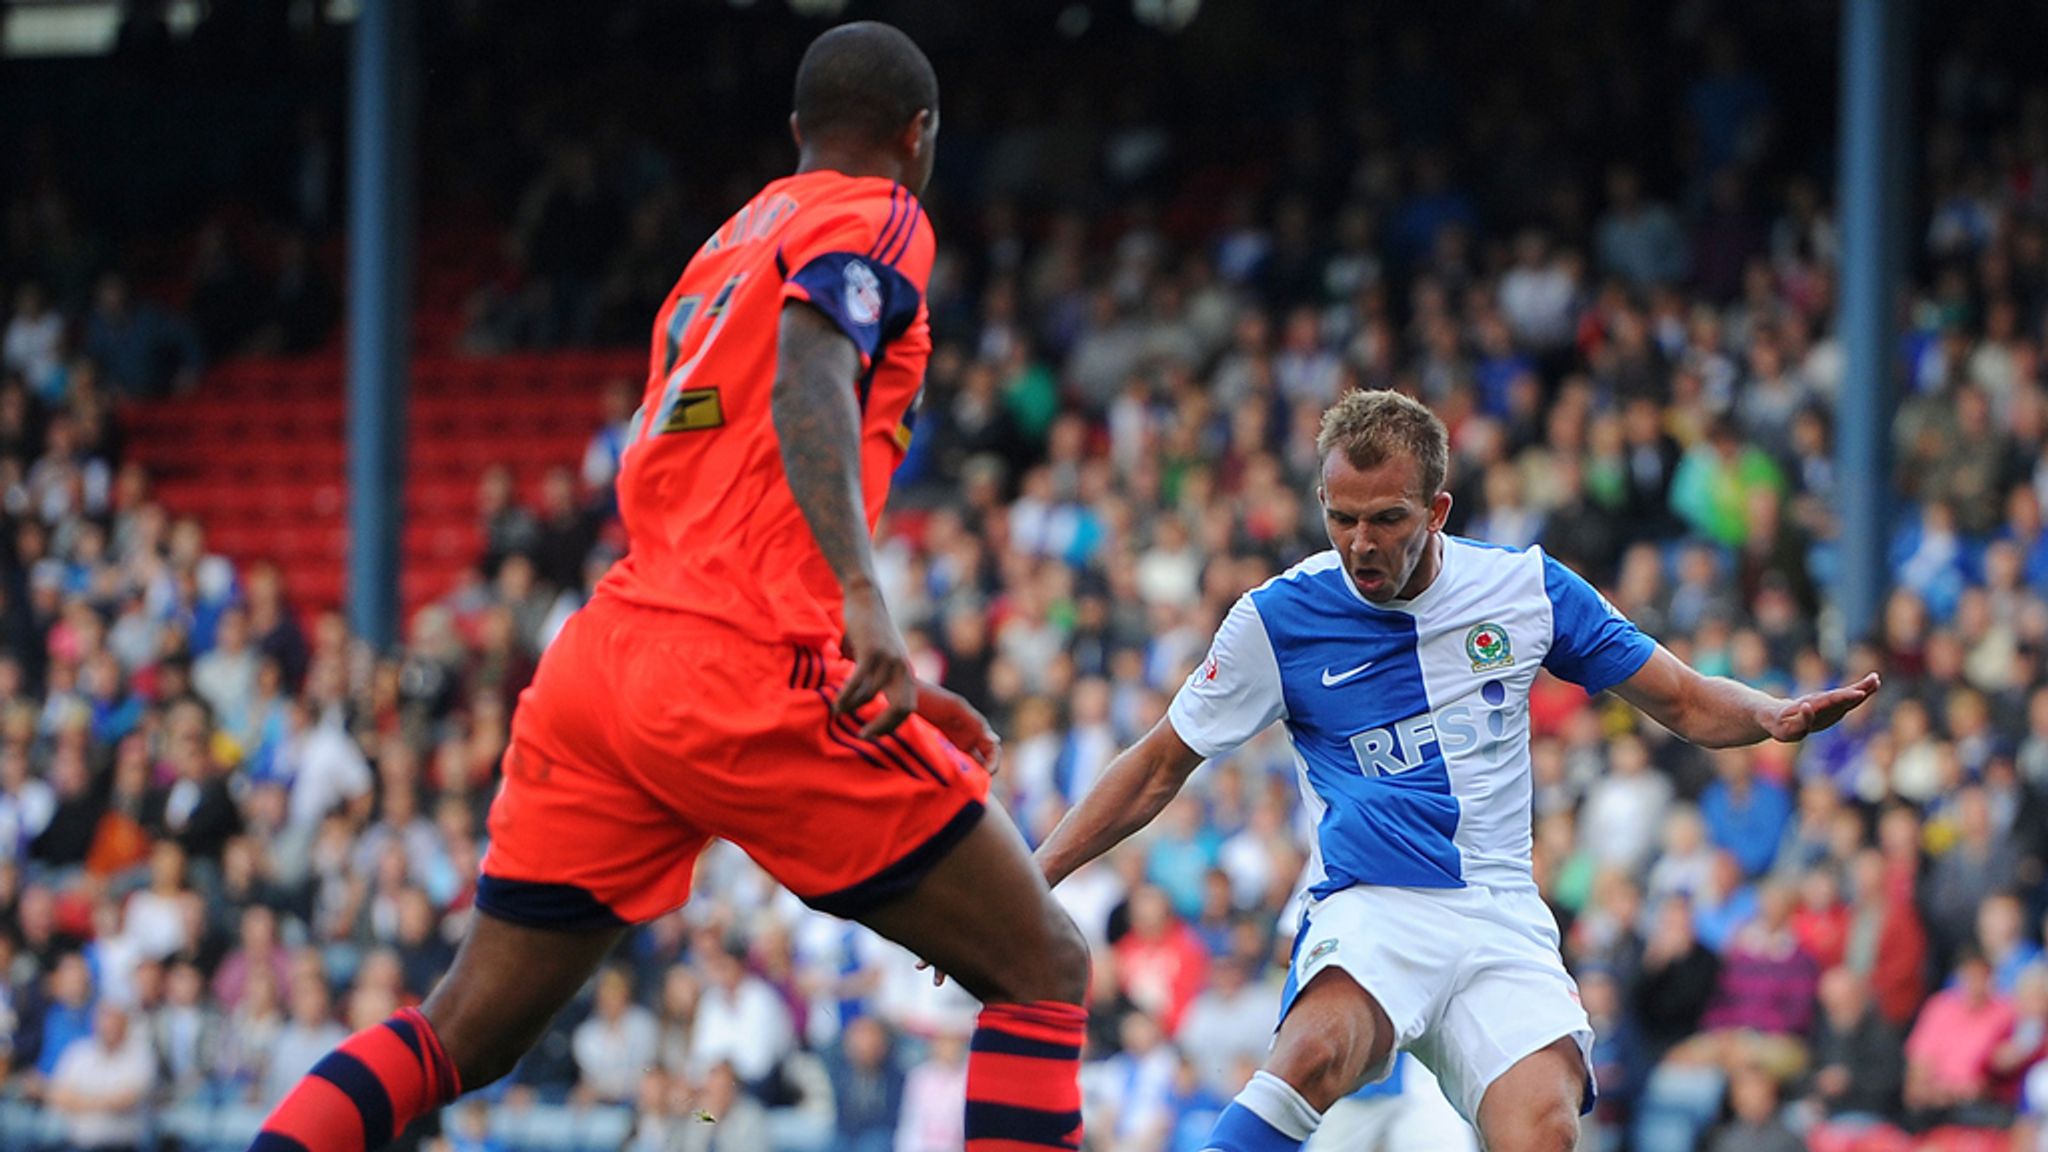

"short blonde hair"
[1316,389,1449,497]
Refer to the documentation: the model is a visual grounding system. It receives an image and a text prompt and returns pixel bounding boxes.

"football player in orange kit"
[251,23,1089,1152]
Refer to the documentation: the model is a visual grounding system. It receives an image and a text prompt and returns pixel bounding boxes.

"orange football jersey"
[597,170,936,645]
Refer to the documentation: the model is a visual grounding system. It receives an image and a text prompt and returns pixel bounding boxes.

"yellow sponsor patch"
[893,422,914,451]
[661,389,724,433]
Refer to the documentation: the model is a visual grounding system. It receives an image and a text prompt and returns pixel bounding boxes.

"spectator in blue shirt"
[34,953,93,1080]
[825,1016,904,1152]
[1701,747,1793,878]
[81,274,202,400]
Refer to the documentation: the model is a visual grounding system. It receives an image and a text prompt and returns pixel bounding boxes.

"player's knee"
[423,989,533,1091]
[1270,1027,1366,1110]
[1535,1101,1582,1152]
[985,904,1090,1006]
[1495,1098,1581,1152]
[1041,907,1092,1004]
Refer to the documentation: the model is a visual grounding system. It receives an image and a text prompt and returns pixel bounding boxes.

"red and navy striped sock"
[965,1000,1087,1151]
[249,1007,461,1152]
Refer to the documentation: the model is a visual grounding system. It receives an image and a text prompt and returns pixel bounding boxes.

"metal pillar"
[347,0,415,650]
[1833,0,1911,645]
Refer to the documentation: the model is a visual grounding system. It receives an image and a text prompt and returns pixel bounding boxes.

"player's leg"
[1472,1038,1587,1152]
[249,914,624,1152]
[852,800,1092,1152]
[1203,968,1395,1152]
[854,798,1088,1004]
[419,914,629,1088]
[1428,893,1595,1152]
[251,602,693,1152]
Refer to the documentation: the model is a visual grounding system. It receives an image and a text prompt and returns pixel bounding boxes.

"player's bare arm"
[1034,717,1206,887]
[1612,645,1881,748]
[771,299,916,738]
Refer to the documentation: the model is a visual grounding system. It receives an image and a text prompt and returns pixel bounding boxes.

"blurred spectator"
[149,960,222,1103]
[674,1062,770,1152]
[1582,733,1672,872]
[688,938,794,1091]
[1903,949,2016,1127]
[1804,967,1906,1134]
[261,974,348,1107]
[517,145,618,346]
[1988,964,2048,1111]
[1981,892,2045,996]
[1631,896,1720,1064]
[4,282,67,401]
[1087,1010,1179,1150]
[1175,954,1272,1097]
[45,1002,156,1151]
[1700,747,1791,878]
[573,965,660,1105]
[824,1015,904,1152]
[1703,1064,1801,1152]
[1113,884,1210,1036]
[186,222,260,359]
[1690,881,1819,1076]
[250,232,339,356]
[895,1030,968,1152]
[34,952,97,1081]
[1597,166,1689,289]
[1926,786,2023,969]
[81,274,203,399]
[581,379,636,493]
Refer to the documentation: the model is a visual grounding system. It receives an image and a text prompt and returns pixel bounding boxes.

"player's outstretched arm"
[1612,645,1881,748]
[1035,718,1206,888]
[773,300,915,738]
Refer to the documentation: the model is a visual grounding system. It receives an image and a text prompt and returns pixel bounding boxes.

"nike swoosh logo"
[1321,660,1375,687]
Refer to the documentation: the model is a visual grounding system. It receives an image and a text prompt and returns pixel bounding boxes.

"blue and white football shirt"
[1168,537,1655,896]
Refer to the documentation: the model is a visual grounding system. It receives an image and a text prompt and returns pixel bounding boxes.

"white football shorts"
[1283,882,1595,1127]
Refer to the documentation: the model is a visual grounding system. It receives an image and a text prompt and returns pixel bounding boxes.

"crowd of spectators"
[6,3,2048,1152]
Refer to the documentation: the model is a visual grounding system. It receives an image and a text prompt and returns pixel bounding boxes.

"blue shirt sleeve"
[783,251,922,364]
[1540,551,1656,694]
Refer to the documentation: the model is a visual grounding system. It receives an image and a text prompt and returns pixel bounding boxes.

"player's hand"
[837,584,917,739]
[1761,672,1881,742]
[915,683,1002,775]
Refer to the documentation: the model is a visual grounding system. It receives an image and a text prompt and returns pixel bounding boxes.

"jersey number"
[632,273,745,443]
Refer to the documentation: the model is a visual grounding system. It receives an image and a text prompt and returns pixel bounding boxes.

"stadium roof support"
[1833,0,1912,647]
[347,0,415,651]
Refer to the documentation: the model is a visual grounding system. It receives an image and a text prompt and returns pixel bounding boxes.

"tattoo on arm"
[773,303,876,592]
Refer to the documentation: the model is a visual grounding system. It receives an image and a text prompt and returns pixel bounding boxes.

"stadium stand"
[2,2,2048,1151]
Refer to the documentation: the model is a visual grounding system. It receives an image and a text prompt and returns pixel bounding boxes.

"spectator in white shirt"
[3,282,67,400]
[193,607,258,740]
[895,1030,969,1152]
[0,746,55,861]
[572,965,660,1105]
[277,698,374,834]
[121,841,192,962]
[46,1003,157,1151]
[689,940,794,1091]
[1175,956,1276,1097]
[261,975,349,1108]
[1581,733,1675,872]
[1497,229,1581,351]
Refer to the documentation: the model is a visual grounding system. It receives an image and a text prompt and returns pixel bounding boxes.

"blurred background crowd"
[3,1,2048,1150]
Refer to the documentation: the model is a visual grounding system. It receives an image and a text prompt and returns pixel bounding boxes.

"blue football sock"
[1202,1071,1321,1152]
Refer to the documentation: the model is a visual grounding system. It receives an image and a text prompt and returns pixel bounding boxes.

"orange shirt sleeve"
[778,185,934,367]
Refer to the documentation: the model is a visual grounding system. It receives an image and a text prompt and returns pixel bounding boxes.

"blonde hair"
[1316,389,1449,497]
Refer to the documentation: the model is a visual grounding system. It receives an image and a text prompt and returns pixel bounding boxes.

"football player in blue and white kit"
[1035,390,1879,1152]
